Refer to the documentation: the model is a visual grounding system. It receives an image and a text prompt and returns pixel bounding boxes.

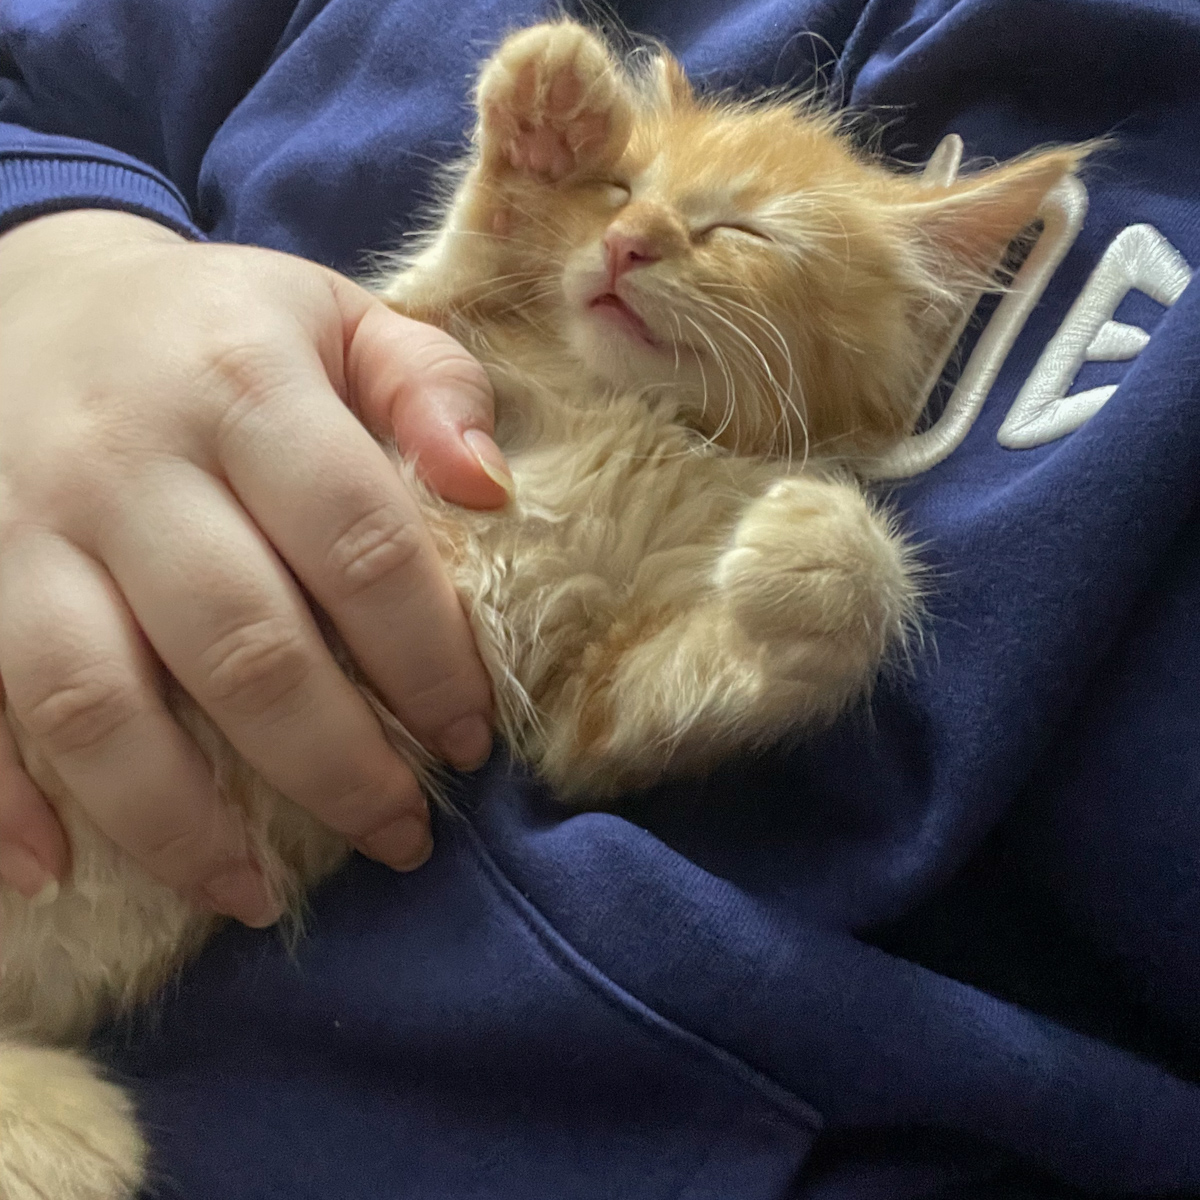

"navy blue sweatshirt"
[3,0,1200,1195]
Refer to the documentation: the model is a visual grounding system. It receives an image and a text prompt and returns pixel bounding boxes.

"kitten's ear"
[648,49,694,110]
[899,146,1090,275]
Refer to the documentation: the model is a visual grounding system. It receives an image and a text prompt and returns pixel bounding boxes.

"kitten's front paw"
[716,478,914,668]
[477,23,633,180]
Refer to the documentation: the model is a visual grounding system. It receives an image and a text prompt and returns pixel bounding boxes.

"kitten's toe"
[478,22,633,180]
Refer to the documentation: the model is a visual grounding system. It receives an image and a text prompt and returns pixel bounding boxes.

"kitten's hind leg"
[476,22,634,182]
[537,475,918,798]
[715,476,918,690]
[0,1042,146,1200]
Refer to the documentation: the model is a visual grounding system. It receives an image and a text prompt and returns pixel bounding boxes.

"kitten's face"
[492,56,1081,458]
[557,101,911,457]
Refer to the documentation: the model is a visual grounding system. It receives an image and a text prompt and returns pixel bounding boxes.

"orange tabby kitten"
[0,21,1085,1199]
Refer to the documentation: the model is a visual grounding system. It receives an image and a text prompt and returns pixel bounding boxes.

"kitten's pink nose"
[604,231,661,282]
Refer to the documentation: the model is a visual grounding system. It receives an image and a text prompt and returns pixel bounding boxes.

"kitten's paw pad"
[478,23,633,180]
[716,478,910,652]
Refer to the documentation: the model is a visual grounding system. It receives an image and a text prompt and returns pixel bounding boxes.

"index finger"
[213,332,494,772]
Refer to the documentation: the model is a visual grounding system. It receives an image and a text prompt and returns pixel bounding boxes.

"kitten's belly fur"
[446,382,757,773]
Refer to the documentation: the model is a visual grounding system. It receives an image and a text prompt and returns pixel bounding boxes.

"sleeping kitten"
[0,21,1086,1200]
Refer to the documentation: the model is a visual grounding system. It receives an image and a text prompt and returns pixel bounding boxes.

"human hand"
[0,209,510,925]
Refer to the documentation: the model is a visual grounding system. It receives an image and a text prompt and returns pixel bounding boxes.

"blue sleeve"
[0,0,301,236]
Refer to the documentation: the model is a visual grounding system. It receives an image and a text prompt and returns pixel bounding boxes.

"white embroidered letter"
[866,171,1089,480]
[997,224,1192,449]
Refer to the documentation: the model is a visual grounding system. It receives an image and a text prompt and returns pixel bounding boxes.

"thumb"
[332,278,512,510]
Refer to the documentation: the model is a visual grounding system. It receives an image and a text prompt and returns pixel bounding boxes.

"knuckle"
[199,616,313,717]
[435,355,492,402]
[405,334,491,392]
[321,778,417,841]
[205,337,295,440]
[138,824,215,883]
[206,337,279,398]
[0,441,113,544]
[326,505,424,600]
[399,669,492,734]
[19,665,141,758]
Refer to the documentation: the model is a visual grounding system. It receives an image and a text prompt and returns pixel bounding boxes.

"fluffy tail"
[0,1041,145,1200]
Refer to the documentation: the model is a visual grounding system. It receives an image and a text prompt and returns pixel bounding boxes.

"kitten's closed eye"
[568,179,630,209]
[693,221,771,243]
[601,181,631,206]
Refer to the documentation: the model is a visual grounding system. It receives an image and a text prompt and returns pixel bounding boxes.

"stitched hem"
[0,153,201,239]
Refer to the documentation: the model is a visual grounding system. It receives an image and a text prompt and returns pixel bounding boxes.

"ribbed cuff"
[0,151,201,239]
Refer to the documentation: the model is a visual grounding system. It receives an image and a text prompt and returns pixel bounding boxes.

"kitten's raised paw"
[477,22,633,180]
[715,477,913,663]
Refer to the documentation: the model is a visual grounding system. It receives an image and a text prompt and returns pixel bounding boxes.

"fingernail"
[463,429,514,499]
[359,813,434,873]
[0,841,58,902]
[201,863,281,929]
[439,713,492,771]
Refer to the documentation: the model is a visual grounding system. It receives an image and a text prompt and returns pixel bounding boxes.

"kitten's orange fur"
[0,22,1085,1198]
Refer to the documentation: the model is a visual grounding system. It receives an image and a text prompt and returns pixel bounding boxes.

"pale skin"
[0,209,512,927]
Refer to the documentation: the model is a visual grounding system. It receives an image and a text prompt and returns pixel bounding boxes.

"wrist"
[0,210,185,306]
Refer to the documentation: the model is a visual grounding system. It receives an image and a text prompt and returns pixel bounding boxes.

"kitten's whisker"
[449,227,551,247]
[697,300,790,457]
[719,297,810,468]
[679,313,712,432]
[507,206,574,245]
[412,227,562,257]
[462,276,553,306]
[684,314,737,447]
[697,297,801,465]
[466,283,558,310]
[716,296,807,467]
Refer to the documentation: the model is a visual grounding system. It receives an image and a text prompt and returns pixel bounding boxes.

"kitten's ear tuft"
[649,50,693,110]
[901,145,1092,274]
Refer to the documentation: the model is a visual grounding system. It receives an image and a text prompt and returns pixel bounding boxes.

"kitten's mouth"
[587,292,661,350]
